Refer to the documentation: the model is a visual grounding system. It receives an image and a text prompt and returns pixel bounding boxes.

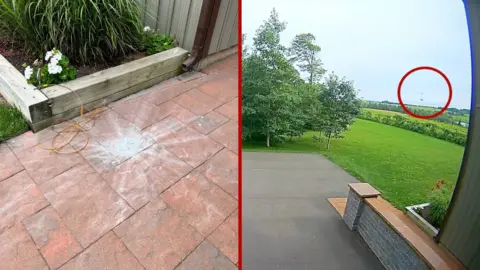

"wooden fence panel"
[157,0,175,34]
[139,0,202,51]
[137,0,237,54]
[183,0,203,50]
[170,0,192,47]
[208,0,238,55]
[144,0,160,31]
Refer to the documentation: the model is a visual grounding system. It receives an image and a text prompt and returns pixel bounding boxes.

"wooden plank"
[228,14,238,48]
[220,1,237,51]
[327,198,347,217]
[43,49,187,115]
[170,0,192,48]
[136,0,147,23]
[32,69,183,132]
[208,0,230,55]
[0,55,49,123]
[144,0,160,29]
[41,47,188,116]
[197,45,237,70]
[42,47,187,100]
[182,0,203,51]
[158,0,175,34]
[217,0,233,51]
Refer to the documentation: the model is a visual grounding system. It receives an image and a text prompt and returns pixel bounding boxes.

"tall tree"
[289,33,325,84]
[252,8,287,55]
[242,9,304,147]
[317,72,361,149]
[242,33,248,56]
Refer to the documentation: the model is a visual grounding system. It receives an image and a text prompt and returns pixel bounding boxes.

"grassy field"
[0,103,28,142]
[362,101,470,123]
[406,104,470,122]
[363,108,468,133]
[451,114,470,123]
[243,119,464,209]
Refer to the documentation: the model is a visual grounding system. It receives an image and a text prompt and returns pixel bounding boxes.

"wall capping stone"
[348,183,381,198]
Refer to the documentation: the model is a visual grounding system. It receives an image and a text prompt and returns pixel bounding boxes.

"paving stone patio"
[0,55,238,270]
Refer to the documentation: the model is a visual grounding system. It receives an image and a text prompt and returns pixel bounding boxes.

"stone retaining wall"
[355,200,429,270]
[343,183,431,270]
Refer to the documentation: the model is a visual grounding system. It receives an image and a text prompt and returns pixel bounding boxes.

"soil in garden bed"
[0,38,36,69]
[0,37,147,79]
[75,51,146,77]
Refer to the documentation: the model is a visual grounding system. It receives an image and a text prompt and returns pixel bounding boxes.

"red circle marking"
[397,66,452,119]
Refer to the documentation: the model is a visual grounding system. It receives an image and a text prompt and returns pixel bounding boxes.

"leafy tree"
[302,83,324,131]
[285,83,316,140]
[289,33,325,84]
[242,9,305,147]
[242,33,248,57]
[316,73,361,149]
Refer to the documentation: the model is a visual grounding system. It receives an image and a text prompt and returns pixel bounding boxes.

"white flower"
[24,66,33,80]
[45,50,53,61]
[50,52,62,65]
[45,48,62,61]
[47,62,63,74]
[52,52,62,61]
[50,56,59,66]
[143,26,151,32]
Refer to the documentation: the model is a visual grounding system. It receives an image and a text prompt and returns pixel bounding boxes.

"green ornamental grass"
[428,186,451,228]
[0,0,144,64]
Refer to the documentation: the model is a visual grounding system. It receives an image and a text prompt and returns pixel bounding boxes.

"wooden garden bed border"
[0,47,188,131]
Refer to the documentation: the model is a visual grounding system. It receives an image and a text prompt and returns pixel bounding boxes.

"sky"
[242,0,472,109]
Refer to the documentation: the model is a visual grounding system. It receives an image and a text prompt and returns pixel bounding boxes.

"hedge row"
[358,111,467,146]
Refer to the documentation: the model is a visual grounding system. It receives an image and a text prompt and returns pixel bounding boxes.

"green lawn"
[243,119,465,209]
[451,114,470,123]
[364,108,400,116]
[0,103,29,142]
[363,108,468,133]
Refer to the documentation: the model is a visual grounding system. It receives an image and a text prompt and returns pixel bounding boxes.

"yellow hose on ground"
[36,84,107,154]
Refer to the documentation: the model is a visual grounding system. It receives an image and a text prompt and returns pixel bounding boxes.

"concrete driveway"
[243,152,383,270]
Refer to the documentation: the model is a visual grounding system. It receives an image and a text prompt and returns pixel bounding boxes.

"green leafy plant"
[23,49,77,88]
[428,181,452,228]
[142,27,175,55]
[0,0,143,64]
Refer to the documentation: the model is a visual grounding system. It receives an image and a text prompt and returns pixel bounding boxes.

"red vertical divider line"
[237,0,243,267]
